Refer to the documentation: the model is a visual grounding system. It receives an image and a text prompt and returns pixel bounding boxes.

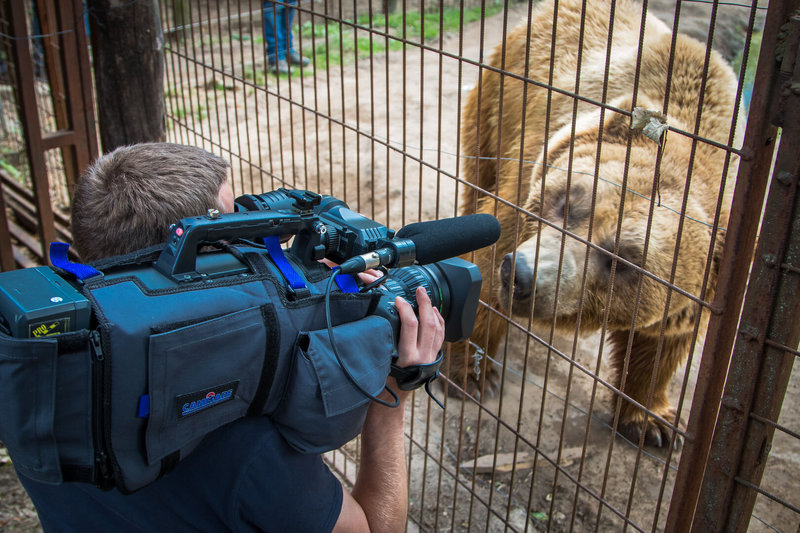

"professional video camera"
[0,188,500,493]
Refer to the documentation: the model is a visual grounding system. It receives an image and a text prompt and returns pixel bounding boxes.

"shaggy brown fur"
[451,0,740,446]
[71,143,230,262]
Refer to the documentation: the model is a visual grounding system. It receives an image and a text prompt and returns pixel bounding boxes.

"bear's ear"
[537,95,639,173]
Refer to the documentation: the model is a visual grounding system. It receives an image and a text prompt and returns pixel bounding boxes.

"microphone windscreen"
[395,214,501,265]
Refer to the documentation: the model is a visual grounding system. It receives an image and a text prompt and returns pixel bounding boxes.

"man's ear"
[217,179,235,213]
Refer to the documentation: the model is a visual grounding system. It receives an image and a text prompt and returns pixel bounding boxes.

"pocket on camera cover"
[145,306,270,464]
[0,332,67,483]
[273,315,393,454]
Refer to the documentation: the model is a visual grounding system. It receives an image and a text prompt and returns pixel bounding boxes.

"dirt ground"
[4,1,794,532]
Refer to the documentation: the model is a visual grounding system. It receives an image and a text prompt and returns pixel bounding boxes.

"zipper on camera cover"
[90,330,111,486]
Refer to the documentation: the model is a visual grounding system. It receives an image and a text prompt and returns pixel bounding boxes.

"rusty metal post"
[8,0,57,260]
[690,9,800,533]
[0,182,15,271]
[34,0,98,204]
[35,0,78,188]
[664,0,799,530]
[55,0,99,192]
[3,0,97,265]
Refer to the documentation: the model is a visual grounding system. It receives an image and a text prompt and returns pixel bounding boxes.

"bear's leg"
[607,329,693,448]
[443,302,507,399]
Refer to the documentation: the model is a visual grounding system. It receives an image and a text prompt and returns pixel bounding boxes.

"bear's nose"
[501,252,534,301]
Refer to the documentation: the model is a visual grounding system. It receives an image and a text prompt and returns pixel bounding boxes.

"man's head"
[71,143,233,262]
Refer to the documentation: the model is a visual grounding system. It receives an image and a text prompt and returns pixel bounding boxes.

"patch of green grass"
[194,104,208,122]
[0,160,21,179]
[243,66,267,86]
[299,2,505,68]
[168,100,208,122]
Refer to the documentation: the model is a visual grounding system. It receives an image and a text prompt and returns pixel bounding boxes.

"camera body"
[0,189,485,493]
[146,187,482,343]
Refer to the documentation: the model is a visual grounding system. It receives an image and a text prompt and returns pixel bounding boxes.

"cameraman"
[16,143,445,533]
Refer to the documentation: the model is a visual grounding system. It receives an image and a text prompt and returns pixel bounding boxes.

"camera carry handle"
[155,210,314,281]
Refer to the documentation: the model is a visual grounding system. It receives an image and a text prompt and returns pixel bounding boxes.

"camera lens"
[380,265,447,317]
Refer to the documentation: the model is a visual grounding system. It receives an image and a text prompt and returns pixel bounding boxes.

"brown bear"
[451,0,742,447]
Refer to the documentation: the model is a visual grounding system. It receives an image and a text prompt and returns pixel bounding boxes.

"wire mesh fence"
[157,0,794,531]
[0,0,71,212]
[0,0,797,531]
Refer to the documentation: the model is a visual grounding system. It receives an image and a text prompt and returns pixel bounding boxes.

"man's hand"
[356,268,445,371]
[334,284,446,533]
[394,287,445,368]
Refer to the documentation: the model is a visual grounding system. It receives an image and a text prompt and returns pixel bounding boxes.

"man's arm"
[334,286,445,533]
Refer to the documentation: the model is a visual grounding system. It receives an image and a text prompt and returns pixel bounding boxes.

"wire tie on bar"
[472,346,485,377]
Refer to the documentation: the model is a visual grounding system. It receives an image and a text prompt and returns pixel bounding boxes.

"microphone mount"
[338,238,416,274]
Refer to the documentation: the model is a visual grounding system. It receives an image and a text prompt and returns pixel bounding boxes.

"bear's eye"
[554,186,588,226]
[598,240,642,275]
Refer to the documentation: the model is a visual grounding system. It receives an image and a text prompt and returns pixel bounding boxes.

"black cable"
[358,266,389,293]
[324,271,399,408]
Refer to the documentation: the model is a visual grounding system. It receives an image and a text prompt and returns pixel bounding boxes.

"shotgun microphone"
[337,214,501,274]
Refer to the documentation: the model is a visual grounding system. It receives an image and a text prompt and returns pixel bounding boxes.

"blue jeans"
[263,1,297,62]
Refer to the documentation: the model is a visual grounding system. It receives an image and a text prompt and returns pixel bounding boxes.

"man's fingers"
[414,287,444,355]
[395,288,446,368]
[395,296,420,366]
[357,268,383,284]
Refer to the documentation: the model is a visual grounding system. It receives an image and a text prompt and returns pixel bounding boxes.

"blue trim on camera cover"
[49,242,101,280]
[264,236,306,289]
[137,395,150,418]
[263,236,359,293]
[332,268,359,293]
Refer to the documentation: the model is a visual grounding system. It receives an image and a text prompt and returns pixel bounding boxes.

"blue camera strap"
[49,242,102,280]
[263,236,306,290]
[332,267,359,293]
[263,236,359,293]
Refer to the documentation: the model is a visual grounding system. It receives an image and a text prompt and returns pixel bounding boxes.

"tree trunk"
[87,0,165,151]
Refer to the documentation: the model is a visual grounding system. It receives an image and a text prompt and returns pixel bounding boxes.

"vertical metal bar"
[228,0,245,193]
[296,0,310,199]
[382,0,390,225]
[323,0,333,197]
[691,9,800,532]
[72,0,98,165]
[32,0,97,207]
[399,0,406,227]
[186,1,202,147]
[308,0,321,196]
[9,0,57,262]
[0,182,14,271]
[35,0,77,188]
[415,0,424,222]
[51,0,97,193]
[285,0,298,191]
[335,0,345,199]
[664,0,793,530]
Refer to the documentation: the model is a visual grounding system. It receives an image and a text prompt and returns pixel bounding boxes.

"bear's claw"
[618,412,683,450]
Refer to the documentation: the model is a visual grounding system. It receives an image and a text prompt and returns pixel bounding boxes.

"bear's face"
[498,145,720,334]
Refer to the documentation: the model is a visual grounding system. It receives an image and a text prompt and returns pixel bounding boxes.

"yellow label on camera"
[29,318,69,337]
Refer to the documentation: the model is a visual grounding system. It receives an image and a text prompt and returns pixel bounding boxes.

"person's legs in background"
[284,1,310,67]
[263,1,289,73]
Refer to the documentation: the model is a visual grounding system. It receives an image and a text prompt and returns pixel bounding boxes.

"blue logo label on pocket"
[176,380,239,418]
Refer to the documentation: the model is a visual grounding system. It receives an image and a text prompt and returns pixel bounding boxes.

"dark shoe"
[269,58,290,74]
[288,50,310,67]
